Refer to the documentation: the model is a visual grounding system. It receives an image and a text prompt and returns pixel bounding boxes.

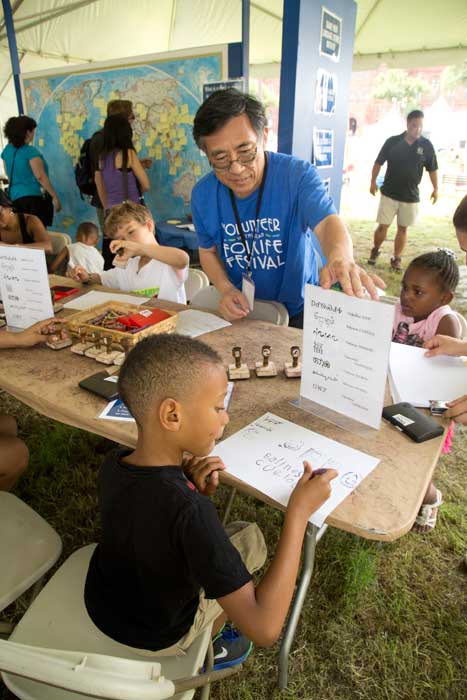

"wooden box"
[65,301,178,349]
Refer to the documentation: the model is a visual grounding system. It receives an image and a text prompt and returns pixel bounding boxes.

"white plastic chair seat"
[0,492,62,612]
[48,231,72,255]
[3,544,211,700]
[190,286,289,326]
[454,311,467,340]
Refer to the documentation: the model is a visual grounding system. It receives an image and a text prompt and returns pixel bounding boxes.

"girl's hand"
[423,335,467,358]
[18,318,59,347]
[446,395,467,425]
[71,265,89,283]
[183,455,226,496]
[287,461,337,522]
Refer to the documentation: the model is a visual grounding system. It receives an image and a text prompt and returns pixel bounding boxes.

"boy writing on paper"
[71,202,189,303]
[84,334,336,668]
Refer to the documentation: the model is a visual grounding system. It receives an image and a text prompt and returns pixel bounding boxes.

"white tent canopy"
[0,0,466,120]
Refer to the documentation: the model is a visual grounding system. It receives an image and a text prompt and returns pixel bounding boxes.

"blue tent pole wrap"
[2,0,24,114]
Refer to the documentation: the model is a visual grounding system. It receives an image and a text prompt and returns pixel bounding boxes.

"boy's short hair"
[76,221,99,240]
[104,202,152,237]
[453,195,467,233]
[118,334,223,426]
[107,99,134,119]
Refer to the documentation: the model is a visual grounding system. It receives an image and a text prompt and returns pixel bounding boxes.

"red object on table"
[117,308,171,329]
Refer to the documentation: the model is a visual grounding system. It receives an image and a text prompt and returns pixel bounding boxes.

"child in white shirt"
[50,221,104,276]
[71,203,189,304]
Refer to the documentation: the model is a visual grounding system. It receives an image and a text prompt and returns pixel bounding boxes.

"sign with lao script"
[300,285,394,430]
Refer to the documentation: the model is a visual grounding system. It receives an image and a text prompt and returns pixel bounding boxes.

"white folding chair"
[0,493,62,634]
[454,311,467,340]
[190,286,289,326]
[48,231,72,255]
[184,269,209,303]
[1,544,239,700]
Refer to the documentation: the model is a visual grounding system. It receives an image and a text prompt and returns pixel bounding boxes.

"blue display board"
[21,46,229,238]
[278,0,357,212]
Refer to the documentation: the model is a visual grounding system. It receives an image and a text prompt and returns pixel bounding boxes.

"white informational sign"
[300,286,394,430]
[213,412,380,527]
[313,128,334,168]
[319,7,342,62]
[0,247,54,329]
[389,343,467,407]
[315,69,337,115]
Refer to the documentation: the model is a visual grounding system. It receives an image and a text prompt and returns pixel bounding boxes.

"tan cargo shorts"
[377,194,419,228]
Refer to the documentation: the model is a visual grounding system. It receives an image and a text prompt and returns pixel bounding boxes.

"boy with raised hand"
[84,334,336,668]
[71,202,189,303]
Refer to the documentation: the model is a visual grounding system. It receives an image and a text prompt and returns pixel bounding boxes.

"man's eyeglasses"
[210,146,258,172]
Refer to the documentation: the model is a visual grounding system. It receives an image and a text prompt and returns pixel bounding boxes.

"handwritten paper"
[63,290,147,310]
[0,247,53,328]
[213,413,379,527]
[300,286,394,429]
[175,309,231,337]
[389,342,467,407]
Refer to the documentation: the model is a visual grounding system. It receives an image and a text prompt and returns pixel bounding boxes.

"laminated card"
[0,247,53,328]
[213,412,380,527]
[300,286,394,430]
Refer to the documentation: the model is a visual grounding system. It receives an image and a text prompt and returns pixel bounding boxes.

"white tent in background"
[424,97,455,149]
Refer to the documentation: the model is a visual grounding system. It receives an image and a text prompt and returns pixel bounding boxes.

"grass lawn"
[1,213,466,699]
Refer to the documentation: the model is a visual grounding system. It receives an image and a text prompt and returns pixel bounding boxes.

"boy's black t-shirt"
[84,448,252,651]
[376,133,438,203]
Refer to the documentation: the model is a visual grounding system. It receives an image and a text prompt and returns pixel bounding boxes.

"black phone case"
[382,402,444,443]
[79,372,119,401]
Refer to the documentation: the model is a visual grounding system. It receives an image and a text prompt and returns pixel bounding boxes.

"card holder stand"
[291,396,379,438]
[70,342,95,356]
[95,349,124,365]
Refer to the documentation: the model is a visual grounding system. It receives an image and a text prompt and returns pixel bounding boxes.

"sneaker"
[367,247,380,265]
[211,624,253,670]
[390,256,403,272]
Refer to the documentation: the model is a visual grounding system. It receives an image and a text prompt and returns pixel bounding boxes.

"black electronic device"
[382,402,444,443]
[78,371,119,401]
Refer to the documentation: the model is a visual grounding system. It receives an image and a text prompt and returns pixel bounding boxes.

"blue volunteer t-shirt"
[1,143,47,201]
[191,151,336,317]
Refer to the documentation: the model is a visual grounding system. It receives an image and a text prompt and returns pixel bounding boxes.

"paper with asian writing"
[213,412,380,527]
[0,247,53,328]
[301,286,394,429]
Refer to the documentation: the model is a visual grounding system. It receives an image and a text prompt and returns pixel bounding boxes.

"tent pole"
[242,0,250,90]
[1,0,23,114]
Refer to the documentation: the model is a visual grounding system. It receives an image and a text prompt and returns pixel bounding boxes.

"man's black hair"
[407,109,424,121]
[192,88,267,148]
[409,250,459,293]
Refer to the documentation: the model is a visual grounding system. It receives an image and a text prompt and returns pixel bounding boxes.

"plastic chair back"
[190,286,289,325]
[185,269,209,303]
[48,231,72,255]
[0,493,62,613]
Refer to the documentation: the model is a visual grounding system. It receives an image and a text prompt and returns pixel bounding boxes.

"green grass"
[1,213,467,699]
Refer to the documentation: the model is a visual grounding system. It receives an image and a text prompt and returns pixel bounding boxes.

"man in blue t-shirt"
[191,89,380,327]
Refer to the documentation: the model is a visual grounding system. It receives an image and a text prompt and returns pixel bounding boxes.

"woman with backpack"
[1,115,61,227]
[94,114,150,268]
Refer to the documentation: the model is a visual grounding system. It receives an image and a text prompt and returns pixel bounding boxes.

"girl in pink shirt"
[392,249,461,533]
[392,249,461,346]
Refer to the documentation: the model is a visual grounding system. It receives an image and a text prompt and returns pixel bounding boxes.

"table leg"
[278,523,327,690]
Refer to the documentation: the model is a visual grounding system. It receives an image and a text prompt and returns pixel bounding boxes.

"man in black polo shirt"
[367,110,438,271]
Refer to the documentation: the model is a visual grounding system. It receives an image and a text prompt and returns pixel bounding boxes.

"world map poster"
[22,46,226,237]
